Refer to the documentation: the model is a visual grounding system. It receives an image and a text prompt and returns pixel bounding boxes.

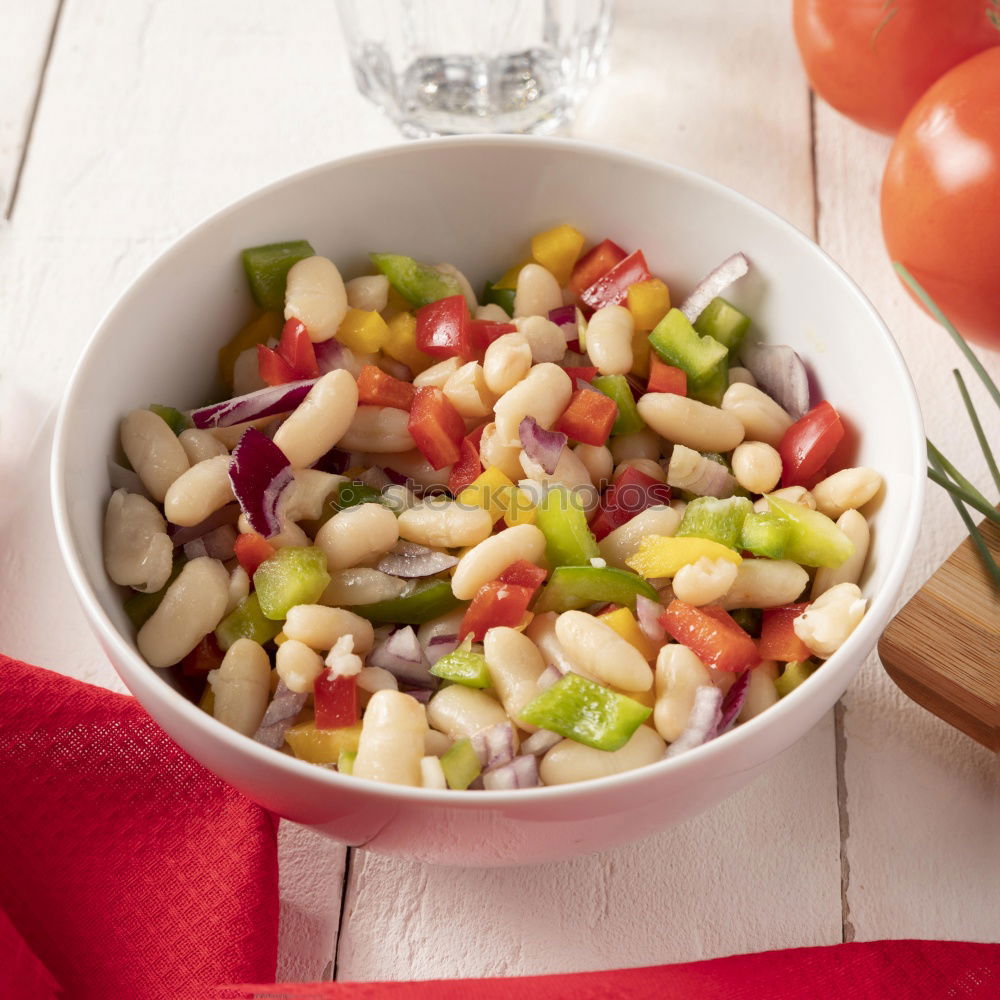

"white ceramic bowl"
[51,136,924,866]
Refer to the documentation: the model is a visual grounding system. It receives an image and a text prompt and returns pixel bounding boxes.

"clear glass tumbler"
[335,0,614,137]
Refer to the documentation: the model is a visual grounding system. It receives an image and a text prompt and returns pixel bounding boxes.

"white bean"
[728,366,757,388]
[163,455,234,527]
[424,729,452,756]
[443,362,497,418]
[586,305,634,375]
[515,315,567,363]
[426,685,509,741]
[283,604,375,654]
[513,263,562,318]
[316,503,400,570]
[357,665,398,695]
[812,509,870,597]
[609,428,662,464]
[598,506,681,570]
[435,262,478,313]
[233,347,267,396]
[137,557,229,668]
[451,525,546,600]
[209,416,278,452]
[540,726,665,785]
[720,559,809,609]
[574,443,614,487]
[720,382,793,447]
[672,557,739,606]
[398,498,493,548]
[555,611,653,691]
[614,458,667,483]
[369,450,450,487]
[493,363,572,445]
[225,565,250,615]
[103,489,173,593]
[354,689,429,787]
[519,446,595,496]
[483,333,532,395]
[475,303,510,322]
[283,469,346,523]
[413,357,462,389]
[420,755,448,789]
[345,274,389,312]
[321,568,407,606]
[479,422,527,482]
[275,638,326,693]
[381,482,417,514]
[284,255,348,342]
[417,607,468,653]
[794,582,867,658]
[653,644,712,742]
[637,394,745,453]
[273,370,359,467]
[812,467,883,520]
[731,441,783,495]
[120,409,190,503]
[337,404,414,454]
[525,612,583,677]
[208,639,271,736]
[179,428,228,465]
[737,661,779,723]
[484,627,546,730]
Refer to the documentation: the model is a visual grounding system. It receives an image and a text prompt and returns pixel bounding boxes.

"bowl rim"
[50,133,926,807]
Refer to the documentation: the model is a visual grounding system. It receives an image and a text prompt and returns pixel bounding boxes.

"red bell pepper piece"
[497,559,548,597]
[448,437,482,495]
[277,318,319,378]
[758,603,812,662]
[647,356,688,395]
[356,364,416,410]
[562,365,599,384]
[580,250,652,309]
[659,600,760,673]
[779,401,845,488]
[554,388,618,447]
[415,295,474,360]
[408,386,466,470]
[256,343,299,386]
[589,467,672,541]
[234,532,276,578]
[459,582,535,641]
[569,238,628,296]
[469,320,517,352]
[181,634,225,676]
[314,670,358,730]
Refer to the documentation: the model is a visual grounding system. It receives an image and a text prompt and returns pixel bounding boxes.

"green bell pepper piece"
[351,579,463,625]
[519,673,651,752]
[533,565,660,614]
[775,659,817,698]
[215,593,283,651]
[123,557,186,631]
[149,404,189,435]
[648,308,728,383]
[335,482,385,511]
[693,297,751,355]
[592,375,645,435]
[253,546,331,620]
[369,253,462,308]
[440,739,481,790]
[729,607,762,637]
[338,750,357,775]
[430,640,490,688]
[739,511,792,559]
[677,496,754,549]
[241,240,315,310]
[534,486,599,567]
[764,494,855,568]
[481,280,516,316]
[688,360,729,407]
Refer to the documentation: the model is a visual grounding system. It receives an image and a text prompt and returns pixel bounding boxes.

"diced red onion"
[482,754,540,790]
[576,378,602,394]
[182,538,209,560]
[739,341,811,420]
[253,681,307,749]
[359,466,392,491]
[314,338,359,376]
[377,541,458,578]
[108,460,149,497]
[424,634,460,665]
[312,447,350,475]
[368,626,436,688]
[228,428,294,537]
[190,380,316,429]
[548,305,576,327]
[169,503,241,547]
[202,524,238,560]
[635,595,666,642]
[666,447,735,498]
[378,356,411,381]
[680,252,750,323]
[537,664,563,690]
[471,722,517,771]
[664,685,723,759]
[519,416,566,476]
[712,670,751,738]
[520,728,562,756]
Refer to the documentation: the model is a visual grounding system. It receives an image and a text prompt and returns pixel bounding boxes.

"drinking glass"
[335,0,614,137]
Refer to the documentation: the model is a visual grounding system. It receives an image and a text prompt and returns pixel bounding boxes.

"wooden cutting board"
[879,509,1000,751]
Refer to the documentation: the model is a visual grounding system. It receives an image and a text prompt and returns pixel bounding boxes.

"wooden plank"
[813,98,1000,944]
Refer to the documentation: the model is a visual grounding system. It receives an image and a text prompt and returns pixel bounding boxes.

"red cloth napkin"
[1,654,997,1000]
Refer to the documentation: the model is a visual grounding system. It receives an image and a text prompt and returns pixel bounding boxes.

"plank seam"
[834,700,855,943]
[332,846,354,981]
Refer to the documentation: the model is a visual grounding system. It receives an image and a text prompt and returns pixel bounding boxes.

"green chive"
[953,369,1000,496]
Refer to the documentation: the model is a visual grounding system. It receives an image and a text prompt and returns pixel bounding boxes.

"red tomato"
[407,386,465,469]
[647,356,687,395]
[569,239,627,296]
[234,532,276,578]
[277,318,319,379]
[415,295,474,359]
[497,560,548,596]
[881,47,1000,348]
[779,401,845,488]
[758,604,813,663]
[659,601,760,673]
[580,250,652,309]
[459,582,535,641]
[589,467,672,541]
[314,672,358,730]
[553,388,618,447]
[356,364,416,410]
[447,437,482,495]
[793,0,999,135]
[256,343,298,386]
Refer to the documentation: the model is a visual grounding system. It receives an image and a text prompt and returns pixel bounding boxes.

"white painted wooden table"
[2,0,997,984]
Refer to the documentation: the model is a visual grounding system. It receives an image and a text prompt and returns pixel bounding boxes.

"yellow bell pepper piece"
[273,631,289,646]
[627,278,671,332]
[630,327,651,378]
[382,312,434,374]
[494,259,532,290]
[218,310,284,387]
[198,686,215,715]
[626,535,742,578]
[598,607,659,661]
[337,308,389,354]
[531,224,586,286]
[285,720,363,764]
[457,466,515,522]
[502,487,537,527]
